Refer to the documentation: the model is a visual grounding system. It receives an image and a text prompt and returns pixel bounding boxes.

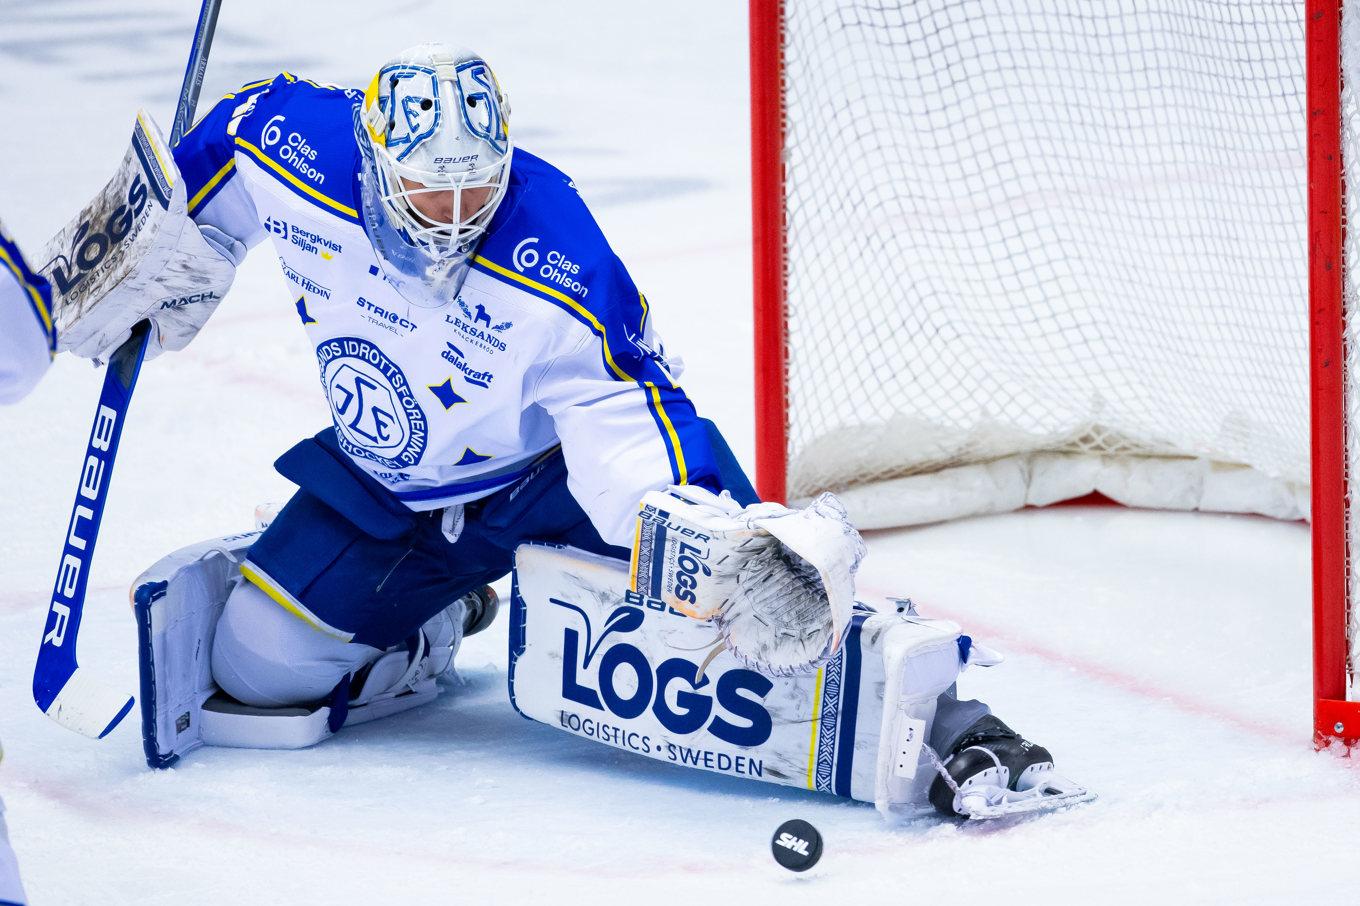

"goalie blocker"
[39,109,240,362]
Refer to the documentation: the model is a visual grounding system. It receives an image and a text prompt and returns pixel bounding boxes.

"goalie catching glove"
[40,110,240,361]
[629,485,866,675]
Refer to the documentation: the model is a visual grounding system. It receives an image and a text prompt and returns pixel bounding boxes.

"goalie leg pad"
[509,543,966,815]
[134,531,260,767]
[136,531,451,767]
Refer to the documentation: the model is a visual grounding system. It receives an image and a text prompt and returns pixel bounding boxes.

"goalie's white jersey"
[0,222,55,404]
[175,74,721,547]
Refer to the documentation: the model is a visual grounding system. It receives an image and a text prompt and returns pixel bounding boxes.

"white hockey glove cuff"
[42,110,240,362]
[629,485,866,675]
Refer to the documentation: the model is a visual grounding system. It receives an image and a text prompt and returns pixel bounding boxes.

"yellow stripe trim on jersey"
[220,75,288,102]
[645,382,688,484]
[233,137,359,219]
[240,563,355,642]
[806,666,825,789]
[188,158,236,215]
[472,253,635,381]
[0,245,54,340]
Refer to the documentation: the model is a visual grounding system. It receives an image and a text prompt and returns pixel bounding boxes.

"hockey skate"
[928,716,1093,820]
[392,585,500,682]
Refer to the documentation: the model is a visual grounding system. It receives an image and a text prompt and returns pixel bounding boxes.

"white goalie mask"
[357,43,512,308]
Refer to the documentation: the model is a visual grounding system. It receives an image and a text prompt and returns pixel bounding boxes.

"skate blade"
[958,776,1095,820]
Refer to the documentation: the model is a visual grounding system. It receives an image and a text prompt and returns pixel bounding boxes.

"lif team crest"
[317,336,428,469]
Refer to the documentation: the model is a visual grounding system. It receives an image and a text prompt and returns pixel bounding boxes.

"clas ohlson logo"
[512,236,589,299]
[260,115,325,185]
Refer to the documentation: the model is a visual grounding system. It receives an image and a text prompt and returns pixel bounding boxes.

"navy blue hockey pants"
[244,422,757,650]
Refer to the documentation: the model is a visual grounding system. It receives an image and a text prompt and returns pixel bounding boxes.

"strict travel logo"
[355,296,417,334]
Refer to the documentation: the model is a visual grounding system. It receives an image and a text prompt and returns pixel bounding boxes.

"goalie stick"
[33,0,223,739]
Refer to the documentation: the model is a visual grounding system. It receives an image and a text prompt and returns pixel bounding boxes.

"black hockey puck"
[771,818,823,872]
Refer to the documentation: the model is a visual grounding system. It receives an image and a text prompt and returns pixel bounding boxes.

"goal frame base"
[1315,700,1360,748]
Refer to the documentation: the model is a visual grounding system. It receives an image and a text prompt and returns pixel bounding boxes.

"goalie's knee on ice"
[211,579,379,708]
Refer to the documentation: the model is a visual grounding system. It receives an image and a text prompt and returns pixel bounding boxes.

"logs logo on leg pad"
[552,596,774,749]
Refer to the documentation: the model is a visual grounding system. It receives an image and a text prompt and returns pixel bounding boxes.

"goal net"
[755,0,1307,527]
[749,0,1357,743]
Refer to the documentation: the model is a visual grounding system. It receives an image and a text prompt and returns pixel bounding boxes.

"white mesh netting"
[779,0,1310,528]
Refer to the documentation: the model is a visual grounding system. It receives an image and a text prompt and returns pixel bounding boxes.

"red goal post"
[751,0,1360,745]
[1307,0,1358,746]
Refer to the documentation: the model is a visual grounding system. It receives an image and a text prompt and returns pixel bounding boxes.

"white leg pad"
[134,531,261,767]
[872,619,968,819]
[509,543,967,815]
[136,530,455,766]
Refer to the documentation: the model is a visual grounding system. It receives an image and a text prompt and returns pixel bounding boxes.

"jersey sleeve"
[531,255,723,548]
[0,224,55,403]
[173,77,280,249]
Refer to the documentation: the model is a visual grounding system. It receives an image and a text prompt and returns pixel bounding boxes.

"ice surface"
[0,2,1357,904]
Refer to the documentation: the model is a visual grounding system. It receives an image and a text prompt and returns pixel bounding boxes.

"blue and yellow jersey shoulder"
[177,73,364,224]
[473,149,667,387]
[474,150,719,492]
[0,223,55,354]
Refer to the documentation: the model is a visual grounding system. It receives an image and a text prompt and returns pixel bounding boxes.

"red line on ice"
[856,579,1298,746]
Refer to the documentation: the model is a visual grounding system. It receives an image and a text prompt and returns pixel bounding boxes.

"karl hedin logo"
[261,115,325,185]
[512,236,589,299]
[317,337,428,470]
[552,598,773,747]
[446,298,511,353]
[280,258,332,300]
[264,217,342,259]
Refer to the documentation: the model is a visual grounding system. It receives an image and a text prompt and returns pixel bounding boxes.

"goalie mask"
[357,43,512,308]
